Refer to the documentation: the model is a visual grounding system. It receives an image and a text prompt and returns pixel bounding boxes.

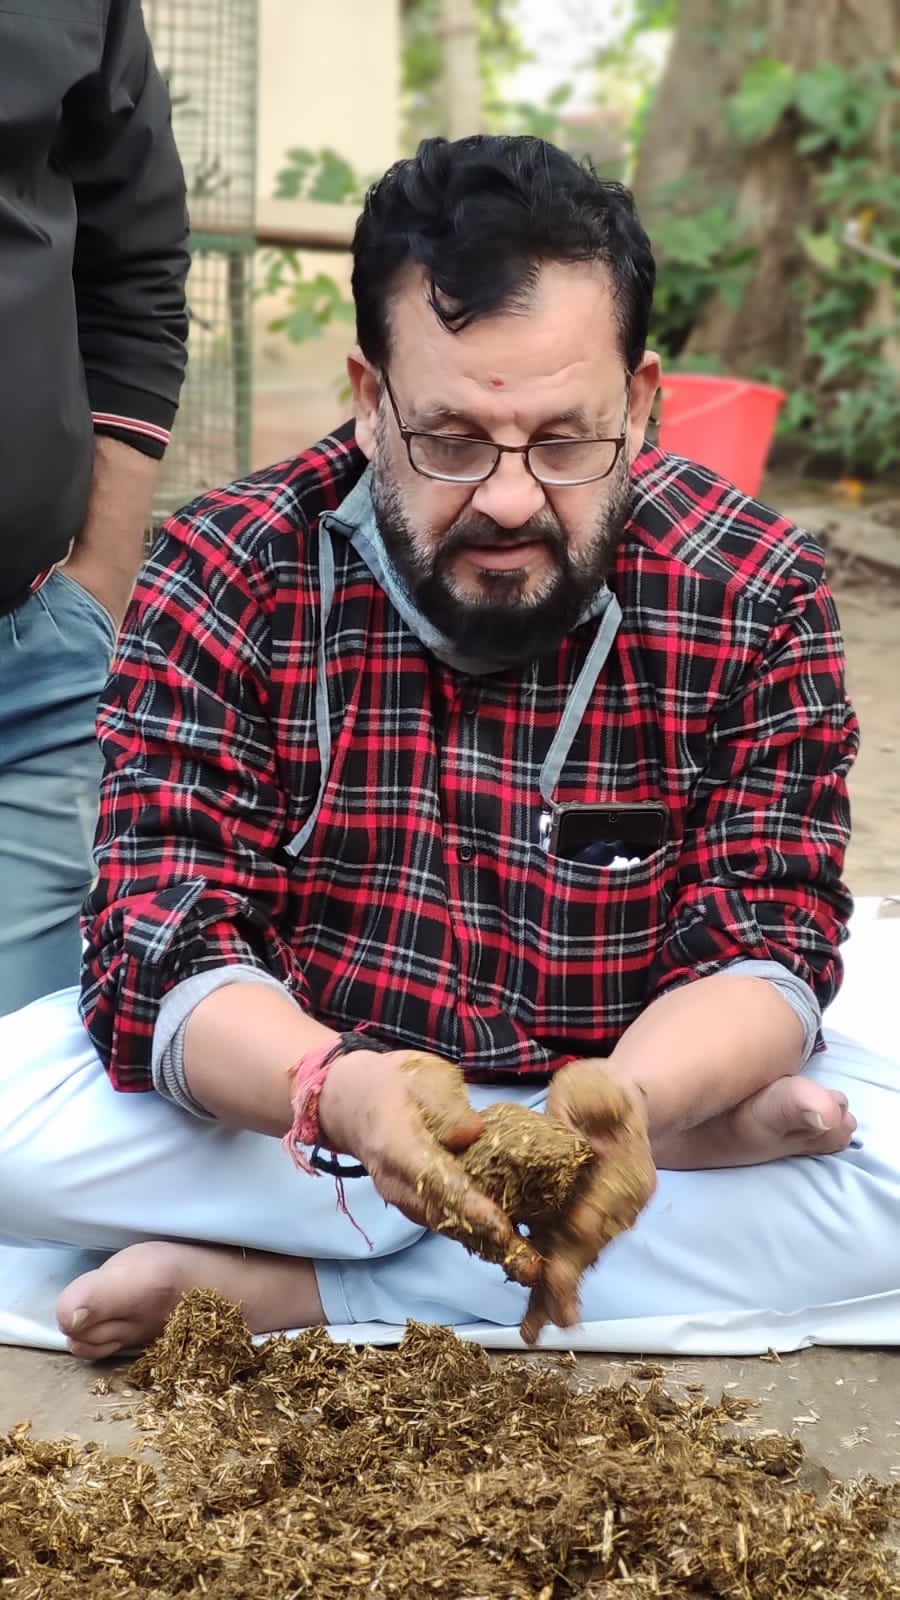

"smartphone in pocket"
[547,801,669,864]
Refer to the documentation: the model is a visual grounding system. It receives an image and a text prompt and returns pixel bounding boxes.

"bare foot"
[729,1075,856,1160]
[56,1240,324,1361]
[654,1076,857,1170]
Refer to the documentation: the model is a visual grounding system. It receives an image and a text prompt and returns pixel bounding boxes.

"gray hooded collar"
[284,465,623,859]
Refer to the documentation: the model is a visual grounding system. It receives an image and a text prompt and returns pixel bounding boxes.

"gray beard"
[370,456,633,669]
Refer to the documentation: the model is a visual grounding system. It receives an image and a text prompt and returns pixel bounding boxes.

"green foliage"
[260,8,899,477]
[728,57,885,152]
[273,146,366,205]
[628,0,679,32]
[260,148,364,346]
[261,251,355,344]
[402,0,445,142]
[812,364,899,476]
[484,81,574,141]
[727,57,796,144]
[473,0,530,107]
[733,57,899,475]
[648,189,755,359]
[653,50,900,476]
[589,2,675,169]
[402,0,530,145]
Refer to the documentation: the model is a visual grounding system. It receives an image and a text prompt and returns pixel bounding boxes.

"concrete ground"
[1,1341,898,1486]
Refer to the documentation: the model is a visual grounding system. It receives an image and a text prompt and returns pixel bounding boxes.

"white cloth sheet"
[0,897,897,1356]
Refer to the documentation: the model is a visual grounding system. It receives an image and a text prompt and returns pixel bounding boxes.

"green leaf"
[803,287,862,324]
[629,0,678,32]
[796,128,832,155]
[837,96,879,149]
[308,148,361,204]
[273,149,317,199]
[274,169,304,200]
[309,272,340,298]
[797,227,841,273]
[284,305,326,343]
[719,273,747,312]
[817,340,857,384]
[654,217,719,268]
[719,245,757,270]
[258,259,285,295]
[729,59,796,145]
[777,392,817,433]
[794,64,849,132]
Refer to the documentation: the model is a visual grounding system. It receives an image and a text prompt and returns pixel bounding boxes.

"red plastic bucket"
[657,374,785,497]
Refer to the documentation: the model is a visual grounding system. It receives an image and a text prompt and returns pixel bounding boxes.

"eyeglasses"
[381,373,631,487]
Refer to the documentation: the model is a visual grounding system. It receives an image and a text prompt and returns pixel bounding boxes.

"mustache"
[439,512,565,558]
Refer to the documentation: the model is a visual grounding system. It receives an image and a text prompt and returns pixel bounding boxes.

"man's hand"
[62,548,134,635]
[318,1048,542,1288]
[63,436,160,629]
[520,1060,657,1344]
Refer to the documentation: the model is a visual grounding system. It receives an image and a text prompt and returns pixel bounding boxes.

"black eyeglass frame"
[381,372,633,487]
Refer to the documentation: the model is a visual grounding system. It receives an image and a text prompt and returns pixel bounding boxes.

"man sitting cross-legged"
[0,135,895,1362]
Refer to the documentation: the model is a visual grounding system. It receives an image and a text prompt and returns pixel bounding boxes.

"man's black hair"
[351,135,656,374]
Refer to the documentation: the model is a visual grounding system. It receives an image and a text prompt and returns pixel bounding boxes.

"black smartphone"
[548,801,669,864]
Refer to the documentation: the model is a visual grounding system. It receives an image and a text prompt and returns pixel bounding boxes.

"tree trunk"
[632,0,743,225]
[632,0,898,385]
[437,0,482,138]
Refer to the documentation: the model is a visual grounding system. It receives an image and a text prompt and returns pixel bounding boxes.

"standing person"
[1,134,897,1363]
[0,0,189,1014]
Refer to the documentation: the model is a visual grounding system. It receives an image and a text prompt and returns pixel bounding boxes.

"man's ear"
[348,346,380,460]
[627,350,662,455]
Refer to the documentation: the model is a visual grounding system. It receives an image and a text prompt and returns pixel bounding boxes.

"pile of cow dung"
[2,1291,898,1597]
[425,1099,596,1284]
[412,1074,655,1297]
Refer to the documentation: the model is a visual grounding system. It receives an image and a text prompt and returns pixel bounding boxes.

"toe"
[792,1094,857,1154]
[774,1078,850,1138]
[57,1270,103,1338]
[67,1320,142,1361]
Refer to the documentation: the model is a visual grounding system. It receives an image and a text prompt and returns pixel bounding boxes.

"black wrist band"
[308,1030,392,1179]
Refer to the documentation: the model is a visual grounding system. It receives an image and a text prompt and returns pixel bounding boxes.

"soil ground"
[813,544,900,896]
[1,346,897,1492]
[0,1341,898,1483]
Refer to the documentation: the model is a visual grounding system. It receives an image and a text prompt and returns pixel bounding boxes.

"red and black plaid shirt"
[81,423,857,1090]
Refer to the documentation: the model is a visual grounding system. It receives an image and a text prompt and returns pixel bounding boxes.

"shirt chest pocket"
[510,841,675,1047]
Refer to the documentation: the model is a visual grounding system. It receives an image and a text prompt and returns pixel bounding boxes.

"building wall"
[145,0,401,496]
[257,0,402,201]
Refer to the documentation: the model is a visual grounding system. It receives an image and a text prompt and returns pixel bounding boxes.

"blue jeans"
[0,571,115,1016]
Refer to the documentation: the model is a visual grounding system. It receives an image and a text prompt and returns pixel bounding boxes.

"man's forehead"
[408,380,601,436]
[387,259,618,356]
[386,264,621,417]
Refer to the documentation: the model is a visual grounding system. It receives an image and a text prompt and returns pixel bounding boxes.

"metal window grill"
[143,0,258,524]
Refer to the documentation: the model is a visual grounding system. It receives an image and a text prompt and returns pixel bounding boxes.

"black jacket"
[0,0,189,599]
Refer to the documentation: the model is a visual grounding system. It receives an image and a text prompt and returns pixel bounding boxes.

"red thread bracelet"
[282,1037,347,1177]
[282,1031,389,1247]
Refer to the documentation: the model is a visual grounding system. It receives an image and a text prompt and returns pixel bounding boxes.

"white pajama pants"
[0,979,898,1355]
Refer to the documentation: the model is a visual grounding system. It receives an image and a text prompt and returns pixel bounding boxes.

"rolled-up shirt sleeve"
[152,965,288,1116]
